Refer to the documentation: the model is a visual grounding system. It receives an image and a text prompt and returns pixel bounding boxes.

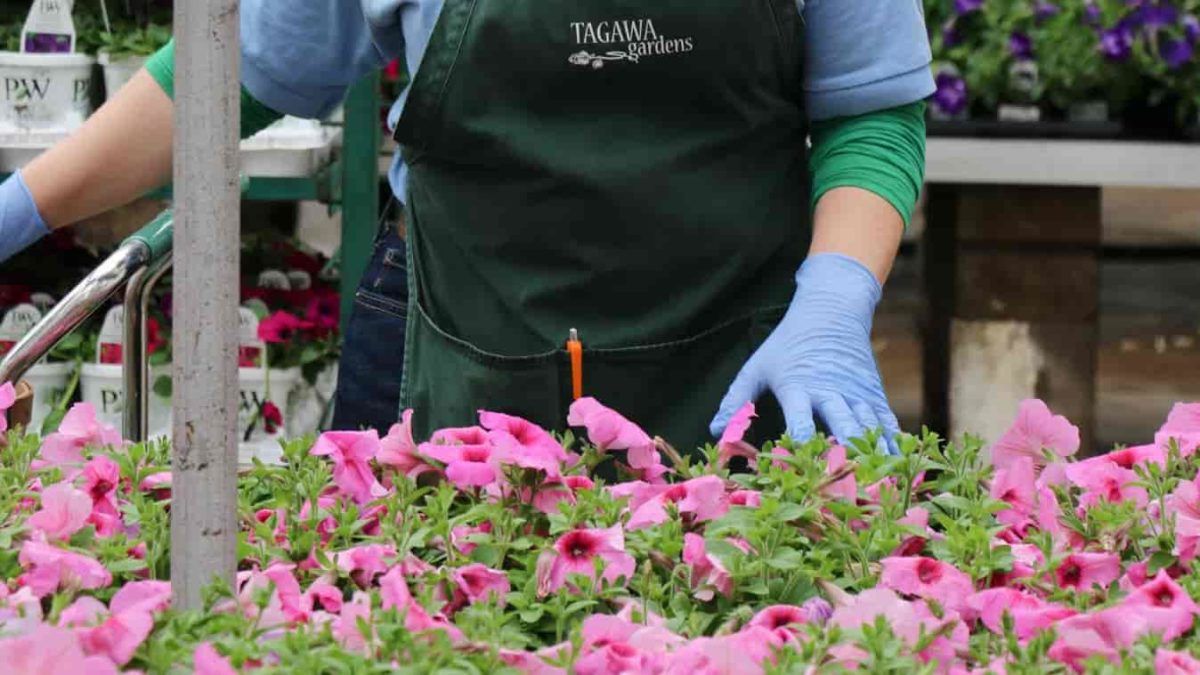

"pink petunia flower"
[18,541,111,597]
[1054,552,1121,591]
[1157,649,1200,675]
[990,399,1080,469]
[109,580,171,615]
[1168,470,1200,522]
[567,397,656,459]
[831,588,923,645]
[420,438,499,489]
[536,526,636,596]
[27,482,91,541]
[0,623,118,675]
[257,311,312,344]
[730,490,762,508]
[78,608,154,665]
[451,564,510,607]
[879,556,974,615]
[1156,402,1200,456]
[1178,513,1200,563]
[262,562,309,623]
[0,381,15,434]
[1120,570,1200,641]
[532,476,596,515]
[305,577,344,613]
[1048,608,1148,671]
[58,596,107,627]
[334,591,373,653]
[379,567,463,640]
[682,533,732,601]
[748,604,812,642]
[991,456,1037,528]
[1066,461,1148,509]
[39,403,123,470]
[194,642,237,675]
[626,475,730,530]
[450,521,493,556]
[81,455,121,537]
[967,588,1076,640]
[822,445,858,502]
[377,410,437,479]
[480,411,573,479]
[335,543,396,588]
[717,402,758,467]
[1076,444,1166,475]
[310,430,389,504]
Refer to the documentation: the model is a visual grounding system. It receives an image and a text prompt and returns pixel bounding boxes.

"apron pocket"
[404,296,565,439]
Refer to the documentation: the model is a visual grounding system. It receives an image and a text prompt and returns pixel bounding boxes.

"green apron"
[394,0,810,453]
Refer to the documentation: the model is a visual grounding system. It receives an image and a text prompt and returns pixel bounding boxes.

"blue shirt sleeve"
[803,0,935,121]
[240,0,406,119]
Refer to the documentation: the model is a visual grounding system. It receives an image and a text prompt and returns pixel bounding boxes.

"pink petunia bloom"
[1066,461,1148,509]
[717,402,758,467]
[748,604,811,642]
[310,430,388,504]
[334,591,373,653]
[0,624,118,675]
[58,596,107,627]
[109,580,171,615]
[138,471,171,497]
[822,444,857,501]
[730,489,762,508]
[335,543,396,588]
[27,482,91,541]
[451,564,510,606]
[567,397,655,457]
[194,643,237,675]
[879,556,975,615]
[536,526,636,596]
[81,455,121,537]
[990,399,1079,469]
[18,541,111,597]
[1178,513,1200,563]
[1120,570,1200,641]
[1048,608,1149,671]
[1157,649,1200,675]
[1076,444,1166,474]
[379,567,463,641]
[914,601,969,670]
[683,533,732,601]
[1035,484,1067,539]
[39,403,123,469]
[257,310,312,344]
[262,562,309,623]
[377,410,437,479]
[305,577,344,613]
[1156,402,1200,456]
[0,381,15,434]
[991,456,1037,528]
[420,439,499,489]
[626,475,730,530]
[1054,552,1121,591]
[481,411,573,479]
[831,588,923,645]
[450,521,493,555]
[967,588,1076,640]
[533,476,596,515]
[78,608,154,665]
[573,641,650,675]
[1168,470,1200,522]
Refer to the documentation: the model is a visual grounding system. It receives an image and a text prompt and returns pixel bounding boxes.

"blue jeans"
[331,225,408,432]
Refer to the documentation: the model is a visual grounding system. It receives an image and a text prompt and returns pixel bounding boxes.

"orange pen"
[567,328,583,401]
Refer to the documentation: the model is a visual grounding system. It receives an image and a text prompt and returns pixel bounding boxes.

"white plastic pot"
[97,52,147,101]
[0,52,95,131]
[80,363,172,440]
[238,366,300,466]
[286,363,337,439]
[24,361,72,433]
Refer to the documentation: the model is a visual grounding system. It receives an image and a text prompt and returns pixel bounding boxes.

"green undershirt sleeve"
[809,101,927,228]
[145,39,285,139]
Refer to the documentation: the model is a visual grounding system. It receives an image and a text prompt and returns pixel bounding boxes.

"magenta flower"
[967,588,1077,640]
[1066,461,1148,508]
[18,541,111,597]
[991,456,1037,527]
[1120,570,1199,641]
[879,556,974,615]
[420,436,499,489]
[480,411,573,478]
[257,310,312,344]
[626,475,730,530]
[748,604,811,641]
[536,526,636,596]
[1176,512,1200,563]
[729,490,762,508]
[109,580,171,616]
[1055,552,1121,590]
[1157,649,1200,675]
[377,410,436,478]
[1157,402,1200,456]
[310,430,388,504]
[379,567,463,640]
[822,445,857,501]
[305,577,344,613]
[451,564,510,606]
[81,455,121,537]
[39,403,123,469]
[335,543,396,588]
[0,381,15,434]
[78,607,155,666]
[194,643,237,675]
[0,624,119,675]
[58,596,107,627]
[682,533,732,601]
[568,397,654,456]
[27,482,91,541]
[532,475,596,515]
[831,588,923,645]
[1049,608,1148,669]
[334,591,373,653]
[717,401,758,467]
[991,399,1080,469]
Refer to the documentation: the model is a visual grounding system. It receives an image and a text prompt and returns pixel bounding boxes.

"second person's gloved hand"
[709,253,901,454]
[0,171,50,264]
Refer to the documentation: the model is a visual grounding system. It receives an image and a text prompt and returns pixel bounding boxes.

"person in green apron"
[0,1,933,455]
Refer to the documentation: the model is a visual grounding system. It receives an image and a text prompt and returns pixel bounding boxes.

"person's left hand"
[709,253,900,454]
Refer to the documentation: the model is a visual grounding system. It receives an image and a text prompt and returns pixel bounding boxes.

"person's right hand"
[0,171,49,263]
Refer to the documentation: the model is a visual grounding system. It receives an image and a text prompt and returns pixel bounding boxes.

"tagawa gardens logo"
[568,18,694,68]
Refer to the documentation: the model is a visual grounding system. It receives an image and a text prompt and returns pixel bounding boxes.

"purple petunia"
[1035,1,1061,22]
[1084,2,1103,25]
[1138,2,1179,30]
[943,19,961,48]
[1010,32,1034,59]
[954,0,985,15]
[1185,15,1200,44]
[1100,25,1135,61]
[1161,37,1195,68]
[932,72,969,117]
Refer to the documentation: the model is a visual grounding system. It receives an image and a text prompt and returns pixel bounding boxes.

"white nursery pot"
[97,52,147,101]
[238,366,300,465]
[24,361,73,433]
[0,52,95,131]
[80,363,171,440]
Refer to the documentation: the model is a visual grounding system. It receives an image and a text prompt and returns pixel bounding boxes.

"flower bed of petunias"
[6,386,1200,673]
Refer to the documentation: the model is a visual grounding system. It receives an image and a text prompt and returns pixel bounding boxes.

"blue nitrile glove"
[0,171,50,263]
[709,253,901,454]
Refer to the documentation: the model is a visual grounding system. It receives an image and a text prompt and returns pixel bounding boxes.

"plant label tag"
[29,292,56,315]
[21,0,77,54]
[997,104,1041,123]
[257,270,291,291]
[97,305,124,364]
[0,303,42,356]
[287,270,312,291]
[238,307,264,350]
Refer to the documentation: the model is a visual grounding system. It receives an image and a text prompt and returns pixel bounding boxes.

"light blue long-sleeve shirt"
[239,0,934,202]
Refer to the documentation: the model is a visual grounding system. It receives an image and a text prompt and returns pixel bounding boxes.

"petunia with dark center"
[1058,561,1082,587]
[917,558,943,584]
[558,530,600,562]
[462,446,491,463]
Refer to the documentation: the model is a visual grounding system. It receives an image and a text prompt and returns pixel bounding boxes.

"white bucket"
[24,361,72,433]
[286,363,337,439]
[0,51,95,131]
[97,52,146,101]
[238,366,299,465]
[80,363,172,440]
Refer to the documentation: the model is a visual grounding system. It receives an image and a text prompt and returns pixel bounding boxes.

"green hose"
[125,209,174,262]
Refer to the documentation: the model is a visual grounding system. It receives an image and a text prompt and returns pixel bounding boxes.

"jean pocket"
[365,237,409,303]
[355,288,408,320]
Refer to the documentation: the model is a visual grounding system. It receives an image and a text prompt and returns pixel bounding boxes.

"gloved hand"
[0,171,50,264]
[709,253,901,454]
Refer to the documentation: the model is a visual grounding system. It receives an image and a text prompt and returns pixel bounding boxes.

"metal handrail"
[123,256,173,442]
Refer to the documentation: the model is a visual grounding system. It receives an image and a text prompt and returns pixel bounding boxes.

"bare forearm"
[809,186,903,285]
[21,70,174,229]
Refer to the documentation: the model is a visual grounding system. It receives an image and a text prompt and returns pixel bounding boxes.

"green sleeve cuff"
[809,101,927,227]
[146,39,285,140]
